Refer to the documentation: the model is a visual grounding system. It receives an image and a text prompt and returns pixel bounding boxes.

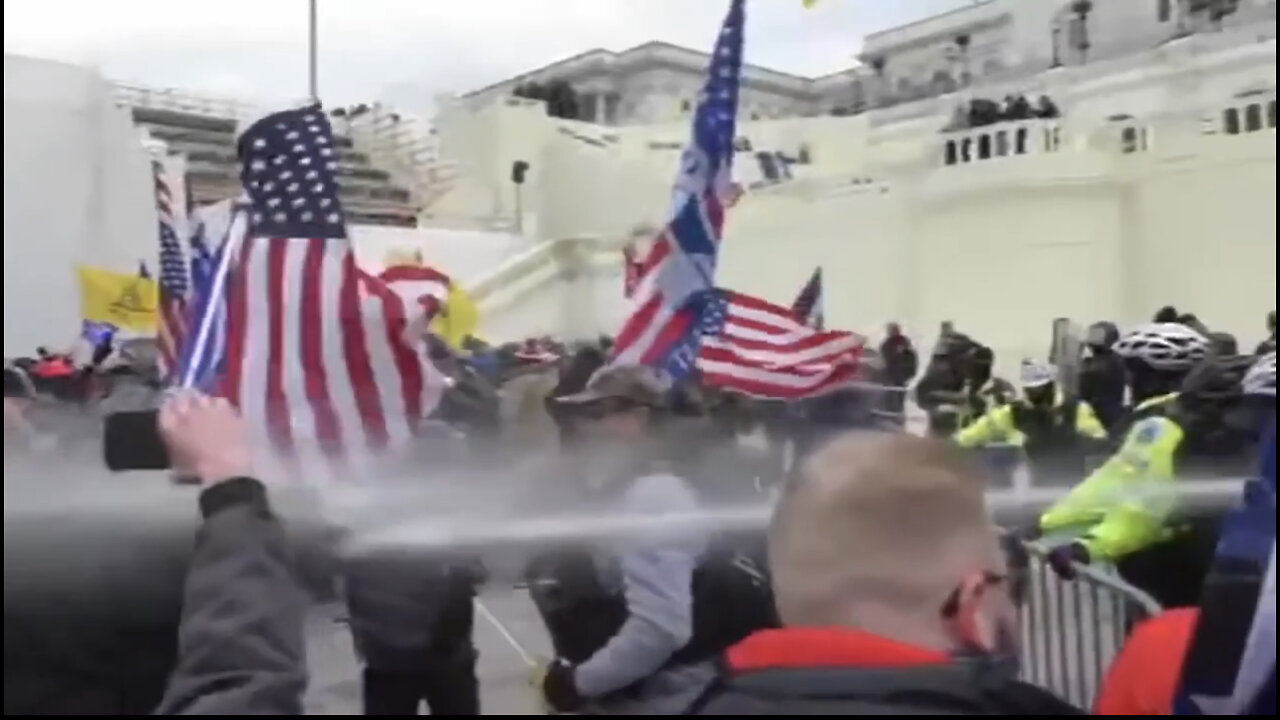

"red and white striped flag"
[697,290,865,399]
[213,107,443,459]
[378,263,451,320]
[152,156,190,378]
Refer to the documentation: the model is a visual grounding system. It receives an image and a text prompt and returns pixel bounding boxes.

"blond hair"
[769,432,999,628]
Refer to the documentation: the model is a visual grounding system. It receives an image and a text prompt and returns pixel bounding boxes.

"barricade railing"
[1015,539,1162,710]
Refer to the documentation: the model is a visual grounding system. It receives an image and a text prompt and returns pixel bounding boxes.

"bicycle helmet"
[1244,351,1276,398]
[1114,323,1209,371]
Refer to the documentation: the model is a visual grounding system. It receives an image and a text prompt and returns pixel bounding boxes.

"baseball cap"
[553,365,673,407]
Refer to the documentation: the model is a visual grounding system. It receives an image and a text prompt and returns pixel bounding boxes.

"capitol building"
[460,0,1276,125]
[4,0,1277,367]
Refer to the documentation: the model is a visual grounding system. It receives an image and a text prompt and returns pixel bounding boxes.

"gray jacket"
[154,478,307,715]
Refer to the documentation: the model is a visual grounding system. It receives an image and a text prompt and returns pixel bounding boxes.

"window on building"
[945,140,958,165]
[1015,127,1028,154]
[995,130,1009,156]
[1157,0,1172,22]
[960,137,973,162]
[1223,107,1241,134]
[1244,103,1263,132]
[977,133,992,159]
[1268,100,1277,128]
[1121,126,1139,153]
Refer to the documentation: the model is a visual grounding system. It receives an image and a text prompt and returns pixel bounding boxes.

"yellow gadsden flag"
[432,283,480,351]
[76,265,158,333]
[382,249,480,351]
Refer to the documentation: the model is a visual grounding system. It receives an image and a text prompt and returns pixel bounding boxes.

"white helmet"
[1019,358,1056,389]
[1114,323,1210,371]
[1243,351,1276,397]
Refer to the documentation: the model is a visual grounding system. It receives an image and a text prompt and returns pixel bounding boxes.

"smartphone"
[102,409,171,471]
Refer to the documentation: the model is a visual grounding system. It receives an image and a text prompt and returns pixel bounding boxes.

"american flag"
[153,158,189,378]
[198,106,441,457]
[610,0,744,381]
[790,267,824,330]
[697,289,865,399]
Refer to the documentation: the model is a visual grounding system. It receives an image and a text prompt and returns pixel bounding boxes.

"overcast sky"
[5,0,966,113]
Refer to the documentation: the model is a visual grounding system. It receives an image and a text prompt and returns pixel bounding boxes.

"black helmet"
[969,344,994,365]
[1178,354,1255,406]
[1208,332,1238,357]
[1086,321,1119,349]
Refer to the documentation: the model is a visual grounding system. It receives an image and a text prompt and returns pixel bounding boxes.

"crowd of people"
[945,94,1062,132]
[2,306,1275,715]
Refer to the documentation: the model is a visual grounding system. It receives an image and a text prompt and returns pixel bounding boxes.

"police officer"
[1079,321,1128,434]
[955,358,1108,486]
[1038,352,1275,608]
[532,365,749,714]
[914,335,973,436]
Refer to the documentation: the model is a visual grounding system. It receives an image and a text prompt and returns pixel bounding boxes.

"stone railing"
[113,83,259,121]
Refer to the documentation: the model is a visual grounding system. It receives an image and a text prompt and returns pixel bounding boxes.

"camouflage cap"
[553,364,673,407]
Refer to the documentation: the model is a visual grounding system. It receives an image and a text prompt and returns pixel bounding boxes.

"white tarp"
[4,54,154,356]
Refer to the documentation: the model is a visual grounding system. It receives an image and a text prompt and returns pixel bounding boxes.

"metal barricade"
[1015,540,1163,709]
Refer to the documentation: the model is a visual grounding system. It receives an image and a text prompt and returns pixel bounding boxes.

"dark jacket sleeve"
[154,477,307,715]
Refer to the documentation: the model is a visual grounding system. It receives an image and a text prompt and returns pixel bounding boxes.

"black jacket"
[687,658,1083,715]
[879,335,919,386]
[5,477,313,715]
[155,477,307,714]
[1079,350,1128,433]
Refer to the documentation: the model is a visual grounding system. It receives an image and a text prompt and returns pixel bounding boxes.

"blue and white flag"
[80,319,117,347]
[1174,422,1277,714]
[175,199,241,392]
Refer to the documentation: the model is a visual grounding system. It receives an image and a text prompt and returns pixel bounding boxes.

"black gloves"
[1046,542,1091,580]
[540,658,585,713]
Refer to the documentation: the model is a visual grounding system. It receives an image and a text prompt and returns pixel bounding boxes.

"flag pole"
[178,208,246,389]
[307,0,319,103]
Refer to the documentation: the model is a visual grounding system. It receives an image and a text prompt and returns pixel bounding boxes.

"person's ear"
[944,572,998,653]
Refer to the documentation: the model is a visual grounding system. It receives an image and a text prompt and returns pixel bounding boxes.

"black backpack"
[671,532,780,666]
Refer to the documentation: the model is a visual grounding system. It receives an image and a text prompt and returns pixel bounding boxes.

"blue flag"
[1174,421,1276,714]
[81,319,117,347]
[175,204,239,392]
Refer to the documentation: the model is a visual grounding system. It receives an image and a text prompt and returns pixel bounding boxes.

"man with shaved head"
[686,433,1082,715]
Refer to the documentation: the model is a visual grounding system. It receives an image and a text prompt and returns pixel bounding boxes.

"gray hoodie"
[572,471,715,711]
